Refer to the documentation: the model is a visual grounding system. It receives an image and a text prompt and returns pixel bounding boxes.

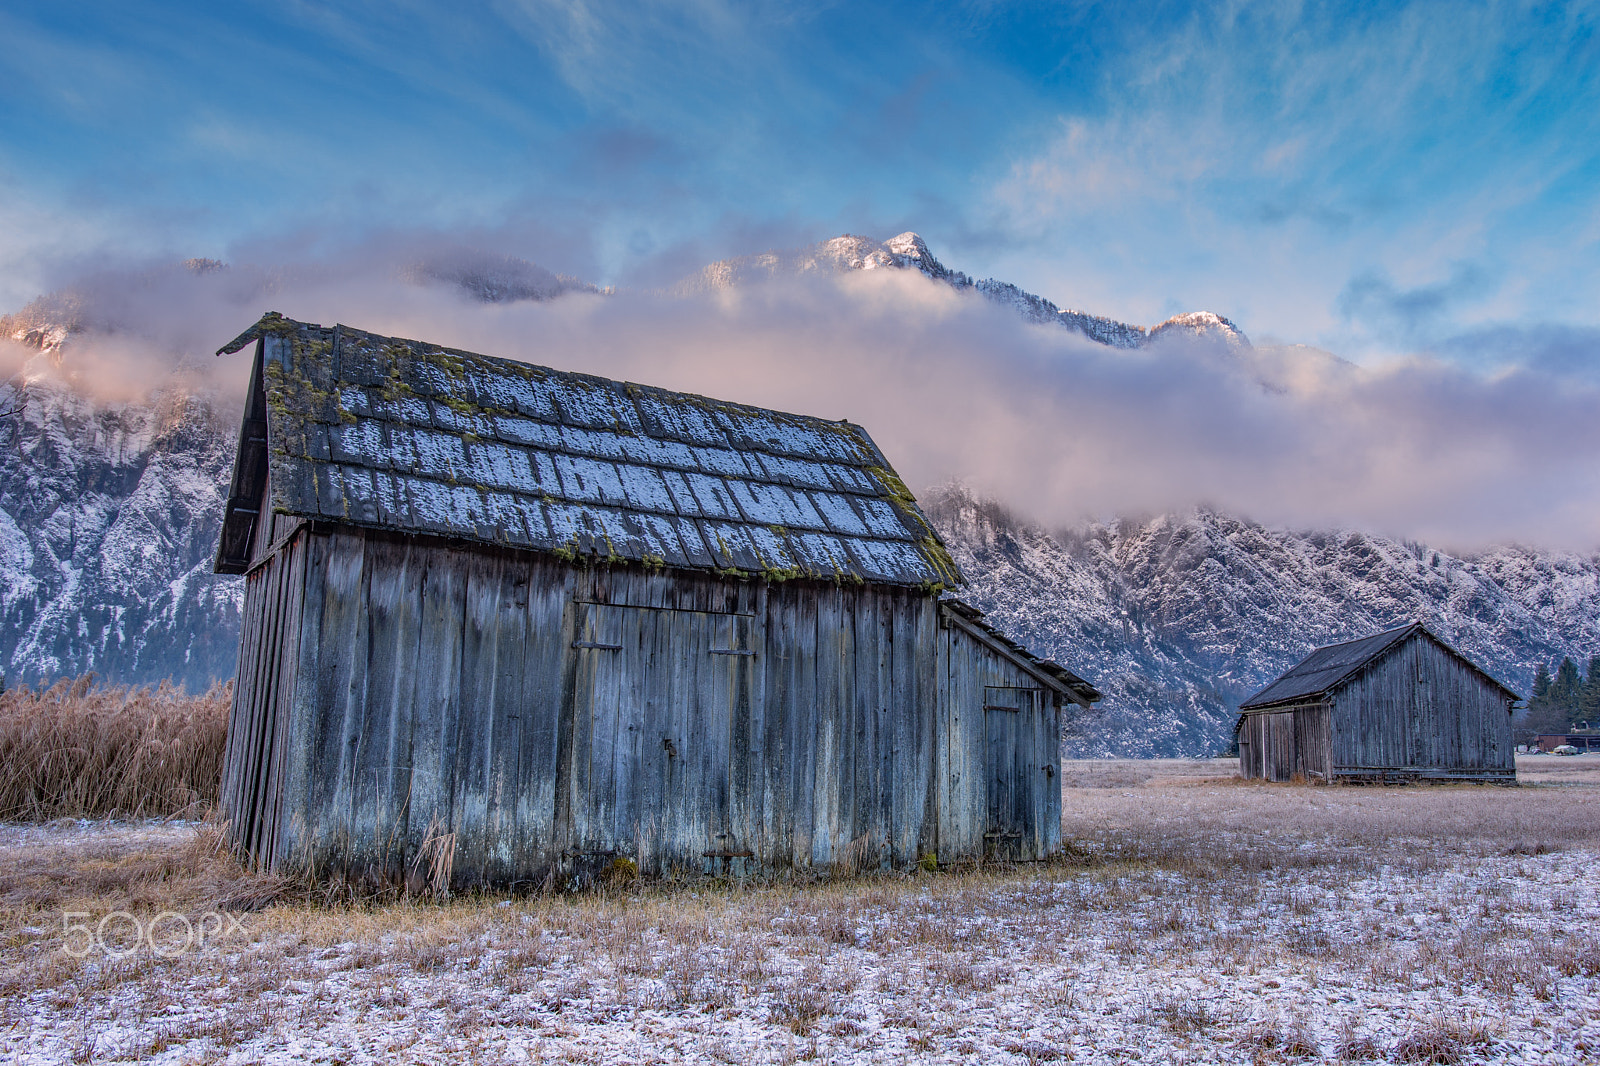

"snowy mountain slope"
[0,334,240,690]
[925,485,1600,756]
[684,231,1243,350]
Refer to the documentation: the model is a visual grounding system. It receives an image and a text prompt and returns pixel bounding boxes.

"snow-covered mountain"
[0,327,240,690]
[2,234,1595,756]
[682,231,1246,350]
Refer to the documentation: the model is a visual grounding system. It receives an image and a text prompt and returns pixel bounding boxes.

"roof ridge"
[1238,619,1519,712]
[1307,621,1418,653]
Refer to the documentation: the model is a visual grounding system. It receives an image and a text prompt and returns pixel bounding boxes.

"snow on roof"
[214,313,961,587]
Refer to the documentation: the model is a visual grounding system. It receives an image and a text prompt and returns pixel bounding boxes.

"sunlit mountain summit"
[683,231,1247,351]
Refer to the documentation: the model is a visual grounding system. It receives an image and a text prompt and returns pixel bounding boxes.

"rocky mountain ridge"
[682,231,1248,350]
[927,486,1600,754]
[0,344,241,692]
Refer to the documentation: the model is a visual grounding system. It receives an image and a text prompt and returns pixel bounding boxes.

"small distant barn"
[1236,623,1518,784]
[213,313,1098,886]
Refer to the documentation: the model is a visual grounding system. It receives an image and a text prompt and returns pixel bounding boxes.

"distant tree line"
[1518,655,1600,742]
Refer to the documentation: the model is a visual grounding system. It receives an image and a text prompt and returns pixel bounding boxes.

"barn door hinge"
[571,641,623,651]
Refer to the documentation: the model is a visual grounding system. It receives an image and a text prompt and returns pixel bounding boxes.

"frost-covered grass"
[3,757,1599,1064]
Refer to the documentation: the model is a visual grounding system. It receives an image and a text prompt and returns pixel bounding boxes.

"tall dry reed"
[0,676,230,820]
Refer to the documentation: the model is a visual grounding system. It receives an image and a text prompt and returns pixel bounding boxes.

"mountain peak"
[883,231,930,259]
[1148,311,1251,348]
[686,232,1246,352]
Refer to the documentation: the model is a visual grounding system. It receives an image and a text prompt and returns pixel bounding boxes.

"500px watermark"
[60,911,252,958]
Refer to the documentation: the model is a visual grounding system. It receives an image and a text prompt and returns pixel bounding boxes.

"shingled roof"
[213,313,962,587]
[1239,622,1519,711]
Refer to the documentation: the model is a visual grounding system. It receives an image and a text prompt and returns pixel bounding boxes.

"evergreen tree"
[1580,655,1600,725]
[1520,658,1580,742]
[1554,657,1583,716]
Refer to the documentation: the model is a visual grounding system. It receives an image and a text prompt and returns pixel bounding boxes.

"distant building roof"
[214,313,961,587]
[1239,622,1519,711]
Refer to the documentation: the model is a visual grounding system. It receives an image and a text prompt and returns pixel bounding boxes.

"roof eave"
[938,604,1099,705]
[212,336,272,574]
[1238,691,1333,713]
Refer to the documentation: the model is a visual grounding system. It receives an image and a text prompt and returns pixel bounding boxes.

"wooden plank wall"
[554,600,761,875]
[219,467,308,868]
[219,532,306,866]
[1333,637,1515,781]
[760,580,943,873]
[234,526,1064,885]
[1236,704,1331,782]
[940,622,1061,861]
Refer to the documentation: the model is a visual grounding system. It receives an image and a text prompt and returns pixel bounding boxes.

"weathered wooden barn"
[214,313,1099,886]
[1236,623,1518,784]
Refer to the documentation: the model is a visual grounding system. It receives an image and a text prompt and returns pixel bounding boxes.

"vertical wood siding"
[219,464,309,869]
[1332,636,1515,782]
[1236,704,1331,782]
[940,621,1062,861]
[227,527,1067,885]
[219,531,306,867]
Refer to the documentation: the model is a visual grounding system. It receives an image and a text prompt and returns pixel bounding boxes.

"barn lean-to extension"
[1236,623,1518,784]
[213,313,1099,887]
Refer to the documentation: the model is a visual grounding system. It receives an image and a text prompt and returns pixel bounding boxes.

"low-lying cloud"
[6,247,1600,551]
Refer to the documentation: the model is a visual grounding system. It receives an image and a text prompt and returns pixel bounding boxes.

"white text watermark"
[61,911,251,958]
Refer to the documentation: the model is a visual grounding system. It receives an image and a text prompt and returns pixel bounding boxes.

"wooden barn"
[1236,623,1518,784]
[213,313,1099,887]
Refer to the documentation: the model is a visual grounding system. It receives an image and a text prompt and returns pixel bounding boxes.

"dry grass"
[0,676,229,821]
[0,818,287,917]
[1060,755,1600,873]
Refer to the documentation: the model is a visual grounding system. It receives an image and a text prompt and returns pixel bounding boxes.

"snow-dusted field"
[4,756,1598,1064]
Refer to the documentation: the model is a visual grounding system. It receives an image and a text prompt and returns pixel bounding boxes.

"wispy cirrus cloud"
[978,1,1600,359]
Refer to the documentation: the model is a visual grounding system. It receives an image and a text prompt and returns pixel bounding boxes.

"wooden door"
[701,611,758,871]
[558,603,758,873]
[559,602,634,861]
[983,686,1045,860]
[1293,704,1333,781]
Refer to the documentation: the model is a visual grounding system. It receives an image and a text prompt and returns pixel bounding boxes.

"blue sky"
[4,1,1598,363]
